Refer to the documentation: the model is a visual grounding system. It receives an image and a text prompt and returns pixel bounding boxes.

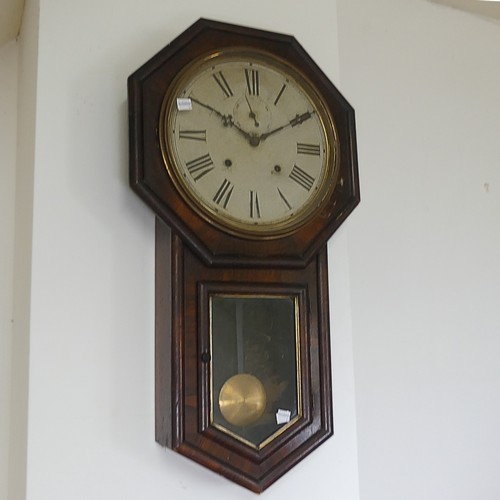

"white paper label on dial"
[176,98,192,111]
[276,409,292,424]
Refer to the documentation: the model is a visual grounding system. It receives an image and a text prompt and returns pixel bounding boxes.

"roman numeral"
[297,143,320,156]
[213,179,234,208]
[213,71,233,98]
[185,154,214,181]
[274,83,287,106]
[277,188,292,210]
[245,68,259,96]
[250,191,261,218]
[289,165,315,191]
[179,129,207,142]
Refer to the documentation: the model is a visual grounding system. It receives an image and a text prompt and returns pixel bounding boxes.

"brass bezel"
[159,47,339,239]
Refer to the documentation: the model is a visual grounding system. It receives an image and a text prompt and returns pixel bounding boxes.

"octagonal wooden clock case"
[128,18,359,493]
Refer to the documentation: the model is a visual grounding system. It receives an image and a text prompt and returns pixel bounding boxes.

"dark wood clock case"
[128,18,359,493]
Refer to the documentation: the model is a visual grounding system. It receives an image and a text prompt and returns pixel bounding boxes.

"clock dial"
[160,50,339,237]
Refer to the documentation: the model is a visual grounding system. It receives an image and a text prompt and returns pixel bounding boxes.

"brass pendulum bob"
[219,373,266,427]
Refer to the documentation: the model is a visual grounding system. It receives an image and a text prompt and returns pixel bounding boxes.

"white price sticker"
[276,409,291,425]
[176,98,192,111]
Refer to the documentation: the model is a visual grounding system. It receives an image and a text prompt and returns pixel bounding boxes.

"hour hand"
[260,111,314,142]
[289,111,313,128]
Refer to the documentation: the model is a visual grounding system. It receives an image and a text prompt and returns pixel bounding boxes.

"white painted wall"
[338,0,500,499]
[12,1,360,499]
[8,0,500,499]
[0,38,18,500]
[9,0,39,498]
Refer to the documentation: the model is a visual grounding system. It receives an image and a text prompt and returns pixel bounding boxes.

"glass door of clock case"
[210,294,301,449]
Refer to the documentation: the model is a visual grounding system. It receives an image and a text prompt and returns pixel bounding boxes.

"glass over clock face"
[160,49,339,237]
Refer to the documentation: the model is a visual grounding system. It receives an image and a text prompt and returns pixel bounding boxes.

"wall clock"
[128,18,359,493]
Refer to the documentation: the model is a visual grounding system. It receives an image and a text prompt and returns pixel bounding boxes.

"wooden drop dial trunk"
[128,18,359,493]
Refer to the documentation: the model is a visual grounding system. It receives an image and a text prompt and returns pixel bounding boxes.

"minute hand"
[190,96,253,142]
[190,97,228,122]
[260,111,314,142]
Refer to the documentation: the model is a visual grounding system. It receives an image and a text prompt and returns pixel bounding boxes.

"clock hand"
[190,96,258,145]
[244,95,259,127]
[190,96,233,126]
[289,111,314,127]
[259,111,314,142]
[225,116,258,144]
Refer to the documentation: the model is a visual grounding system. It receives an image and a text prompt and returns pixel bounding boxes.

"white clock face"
[160,50,338,237]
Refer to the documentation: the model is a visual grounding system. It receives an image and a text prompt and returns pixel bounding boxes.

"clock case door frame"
[203,284,304,451]
[155,220,333,493]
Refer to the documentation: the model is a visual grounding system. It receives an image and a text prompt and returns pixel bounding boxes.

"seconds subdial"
[233,95,272,134]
